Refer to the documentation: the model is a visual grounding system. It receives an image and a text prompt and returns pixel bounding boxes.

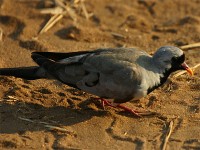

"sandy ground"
[0,0,200,149]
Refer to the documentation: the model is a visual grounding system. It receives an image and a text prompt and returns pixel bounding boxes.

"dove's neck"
[136,55,173,94]
[146,72,170,94]
[147,61,172,94]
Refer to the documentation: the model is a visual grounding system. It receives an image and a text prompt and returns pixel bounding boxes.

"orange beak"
[181,62,193,76]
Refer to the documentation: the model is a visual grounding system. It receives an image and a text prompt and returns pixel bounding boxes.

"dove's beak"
[181,62,193,76]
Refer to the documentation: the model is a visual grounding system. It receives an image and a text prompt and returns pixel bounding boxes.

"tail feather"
[0,66,45,80]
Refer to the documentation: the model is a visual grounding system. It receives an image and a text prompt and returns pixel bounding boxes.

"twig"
[0,99,18,102]
[38,0,90,34]
[55,0,67,9]
[161,121,174,150]
[66,5,77,22]
[18,0,42,2]
[39,14,63,34]
[18,117,72,133]
[44,125,71,132]
[18,117,34,123]
[180,43,200,50]
[7,95,19,100]
[55,0,78,21]
[40,7,64,15]
[0,95,19,102]
[80,0,90,19]
[173,63,200,78]
[3,86,17,97]
[0,27,3,41]
[111,32,126,40]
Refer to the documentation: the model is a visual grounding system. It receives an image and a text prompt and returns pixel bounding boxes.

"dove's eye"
[171,54,185,65]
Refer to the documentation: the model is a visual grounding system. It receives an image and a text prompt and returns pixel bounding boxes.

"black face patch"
[147,54,185,94]
[172,54,185,63]
[171,54,185,70]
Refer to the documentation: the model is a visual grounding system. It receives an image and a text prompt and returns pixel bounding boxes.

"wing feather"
[32,51,92,61]
[31,48,150,102]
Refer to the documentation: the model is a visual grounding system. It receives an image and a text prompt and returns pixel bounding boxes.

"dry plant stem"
[38,0,89,34]
[3,87,17,97]
[66,6,77,21]
[18,117,71,133]
[0,99,17,102]
[111,32,125,39]
[44,125,71,132]
[0,95,19,102]
[0,27,3,41]
[18,0,42,2]
[173,63,200,78]
[40,7,64,15]
[39,14,63,34]
[39,0,66,34]
[80,0,89,19]
[56,0,77,21]
[161,121,174,150]
[7,95,19,100]
[180,43,200,50]
[18,117,34,123]
[55,0,67,9]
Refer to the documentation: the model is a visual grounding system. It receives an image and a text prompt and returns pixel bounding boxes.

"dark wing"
[32,51,93,61]
[31,53,95,89]
[31,48,148,101]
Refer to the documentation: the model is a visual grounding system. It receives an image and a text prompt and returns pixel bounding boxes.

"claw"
[116,104,142,117]
[101,99,106,110]
[96,98,153,117]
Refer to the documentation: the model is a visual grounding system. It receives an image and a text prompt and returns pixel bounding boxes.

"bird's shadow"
[0,91,158,134]
[0,99,109,134]
[0,77,157,134]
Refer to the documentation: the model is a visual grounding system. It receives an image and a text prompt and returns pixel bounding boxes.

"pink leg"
[117,104,142,117]
[97,98,143,117]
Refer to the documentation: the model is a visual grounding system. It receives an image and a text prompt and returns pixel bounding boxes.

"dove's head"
[153,46,193,75]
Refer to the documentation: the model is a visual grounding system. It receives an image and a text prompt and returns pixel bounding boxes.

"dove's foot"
[97,98,154,117]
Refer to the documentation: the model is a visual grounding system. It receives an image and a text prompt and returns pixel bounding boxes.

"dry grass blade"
[161,121,174,150]
[66,6,77,22]
[40,7,64,15]
[0,27,3,41]
[137,111,158,116]
[55,0,67,9]
[80,0,89,19]
[73,0,81,4]
[111,32,125,40]
[0,99,15,102]
[7,95,19,100]
[173,63,200,78]
[56,0,78,21]
[0,95,19,102]
[4,86,17,97]
[180,43,200,50]
[18,117,35,123]
[18,0,42,2]
[38,0,90,34]
[18,117,72,133]
[44,125,71,133]
[39,14,63,34]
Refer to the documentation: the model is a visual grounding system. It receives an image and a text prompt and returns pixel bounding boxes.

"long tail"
[0,66,46,80]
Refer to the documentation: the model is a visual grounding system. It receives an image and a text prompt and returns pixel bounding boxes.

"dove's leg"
[98,98,142,117]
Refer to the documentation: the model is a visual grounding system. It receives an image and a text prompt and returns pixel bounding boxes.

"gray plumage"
[0,46,190,104]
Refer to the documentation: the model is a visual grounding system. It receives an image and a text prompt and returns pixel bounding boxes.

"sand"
[0,0,199,149]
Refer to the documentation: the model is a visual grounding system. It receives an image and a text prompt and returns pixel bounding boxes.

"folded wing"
[31,48,144,102]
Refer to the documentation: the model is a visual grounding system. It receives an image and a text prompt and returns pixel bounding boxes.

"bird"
[0,46,193,116]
